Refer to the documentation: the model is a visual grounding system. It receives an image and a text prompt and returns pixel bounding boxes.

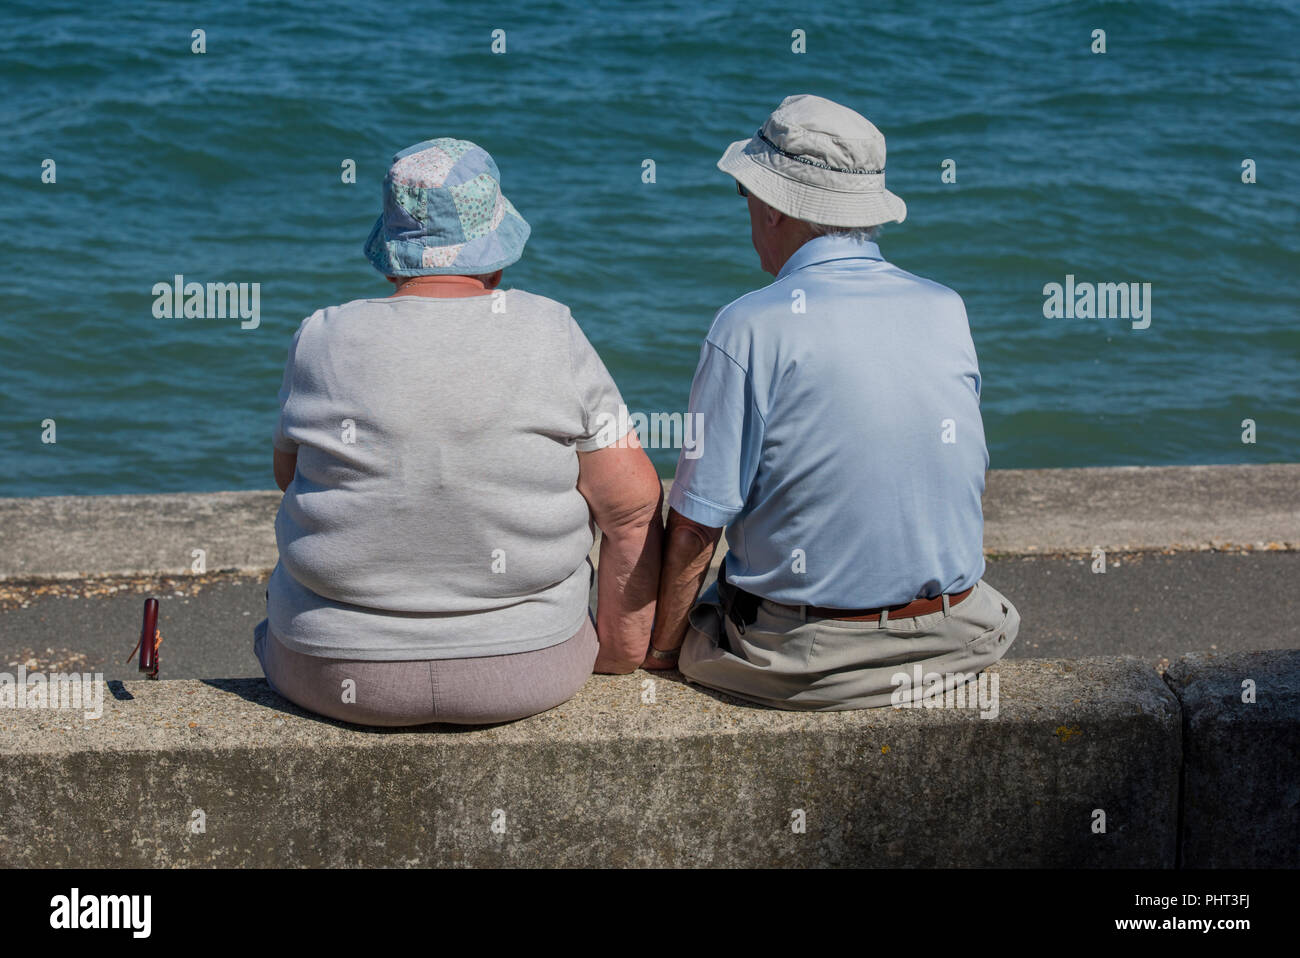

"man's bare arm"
[644,507,722,669]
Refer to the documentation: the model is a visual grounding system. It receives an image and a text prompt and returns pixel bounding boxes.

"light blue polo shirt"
[669,235,988,607]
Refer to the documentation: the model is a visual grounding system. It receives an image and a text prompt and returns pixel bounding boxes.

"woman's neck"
[389,275,493,298]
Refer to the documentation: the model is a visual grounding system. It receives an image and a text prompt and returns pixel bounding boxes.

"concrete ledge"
[2,464,1296,580]
[1164,649,1300,868]
[982,464,1300,555]
[0,657,1180,867]
[0,490,283,581]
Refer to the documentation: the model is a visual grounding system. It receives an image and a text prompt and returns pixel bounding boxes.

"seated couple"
[254,95,1020,726]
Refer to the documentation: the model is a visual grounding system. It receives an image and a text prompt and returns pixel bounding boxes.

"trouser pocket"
[962,582,1020,657]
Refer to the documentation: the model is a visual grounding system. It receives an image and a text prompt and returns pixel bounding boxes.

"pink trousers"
[253,616,598,727]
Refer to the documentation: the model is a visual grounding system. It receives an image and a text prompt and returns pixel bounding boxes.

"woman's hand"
[273,448,297,492]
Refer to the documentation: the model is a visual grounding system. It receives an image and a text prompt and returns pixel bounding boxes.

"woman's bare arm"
[274,449,297,492]
[576,434,664,673]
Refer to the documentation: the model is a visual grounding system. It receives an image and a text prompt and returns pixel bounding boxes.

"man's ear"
[764,204,785,229]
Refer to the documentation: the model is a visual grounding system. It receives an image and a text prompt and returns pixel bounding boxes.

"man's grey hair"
[803,220,881,243]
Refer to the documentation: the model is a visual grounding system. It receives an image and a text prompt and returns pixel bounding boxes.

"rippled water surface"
[1,0,1297,496]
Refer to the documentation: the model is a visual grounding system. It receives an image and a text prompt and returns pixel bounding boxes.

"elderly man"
[644,95,1019,710]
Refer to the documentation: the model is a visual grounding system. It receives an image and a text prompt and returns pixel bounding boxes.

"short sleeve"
[957,297,983,403]
[272,320,307,454]
[667,341,764,528]
[567,312,629,452]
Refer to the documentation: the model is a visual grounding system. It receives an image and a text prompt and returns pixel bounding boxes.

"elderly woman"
[253,138,662,726]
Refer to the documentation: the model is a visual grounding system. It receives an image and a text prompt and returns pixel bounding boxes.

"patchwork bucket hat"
[717,94,906,228]
[364,138,530,276]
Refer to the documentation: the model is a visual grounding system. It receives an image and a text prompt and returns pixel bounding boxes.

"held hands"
[640,622,681,670]
[641,648,679,671]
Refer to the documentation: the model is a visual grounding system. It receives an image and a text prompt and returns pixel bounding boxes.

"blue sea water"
[1,0,1297,497]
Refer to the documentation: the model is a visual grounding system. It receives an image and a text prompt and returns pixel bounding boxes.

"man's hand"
[640,648,679,670]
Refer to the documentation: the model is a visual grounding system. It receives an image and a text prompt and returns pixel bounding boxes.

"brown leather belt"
[769,585,975,622]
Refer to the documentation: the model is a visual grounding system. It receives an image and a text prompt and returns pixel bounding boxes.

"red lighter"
[125,597,163,679]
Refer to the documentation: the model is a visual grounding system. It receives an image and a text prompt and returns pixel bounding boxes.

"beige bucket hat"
[717,94,906,228]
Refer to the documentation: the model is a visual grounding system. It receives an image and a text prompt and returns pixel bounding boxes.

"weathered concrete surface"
[982,463,1300,555]
[1163,649,1300,868]
[0,658,1179,868]
[0,490,283,581]
[2,464,1296,581]
[5,552,1299,682]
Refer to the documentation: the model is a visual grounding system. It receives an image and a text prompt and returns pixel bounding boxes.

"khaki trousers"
[679,578,1020,711]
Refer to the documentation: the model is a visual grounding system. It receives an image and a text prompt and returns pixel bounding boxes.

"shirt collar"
[776,234,884,281]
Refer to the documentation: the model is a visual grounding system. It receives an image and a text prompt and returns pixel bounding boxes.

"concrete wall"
[6,650,1293,868]
[1164,649,1300,868]
[1,657,1183,868]
[1,465,1294,867]
[2,463,1298,580]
